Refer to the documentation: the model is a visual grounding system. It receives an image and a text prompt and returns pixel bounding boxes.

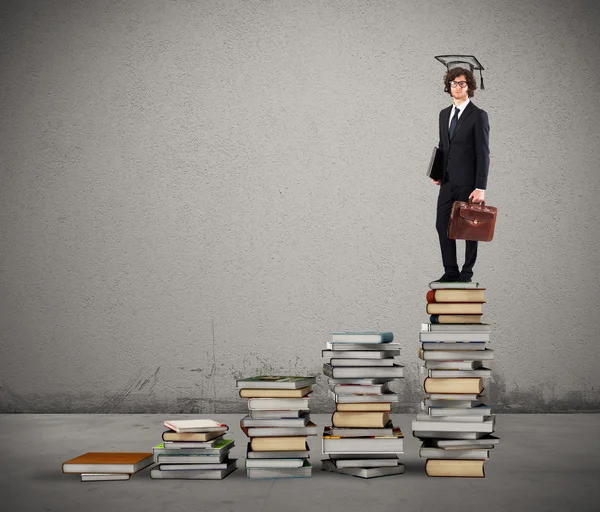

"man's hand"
[469,189,485,203]
[430,178,441,186]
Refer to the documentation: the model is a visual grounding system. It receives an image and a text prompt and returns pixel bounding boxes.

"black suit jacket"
[438,101,490,190]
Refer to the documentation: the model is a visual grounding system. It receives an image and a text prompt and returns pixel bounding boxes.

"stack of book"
[412,282,500,478]
[62,452,154,481]
[150,419,237,480]
[320,332,405,478]
[237,376,318,479]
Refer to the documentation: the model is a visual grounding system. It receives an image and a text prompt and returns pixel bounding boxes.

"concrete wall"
[1,0,599,413]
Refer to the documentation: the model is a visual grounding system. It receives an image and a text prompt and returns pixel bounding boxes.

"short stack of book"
[150,419,237,480]
[237,376,318,479]
[62,452,154,481]
[412,282,500,478]
[321,331,405,478]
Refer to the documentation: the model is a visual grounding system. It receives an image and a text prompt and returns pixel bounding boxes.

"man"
[431,66,490,283]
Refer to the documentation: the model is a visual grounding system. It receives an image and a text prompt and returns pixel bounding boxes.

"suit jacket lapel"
[442,106,452,147]
[450,102,474,141]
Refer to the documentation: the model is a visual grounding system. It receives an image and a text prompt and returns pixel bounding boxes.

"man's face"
[450,74,469,102]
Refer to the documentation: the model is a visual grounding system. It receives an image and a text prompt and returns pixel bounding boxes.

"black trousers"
[436,181,478,277]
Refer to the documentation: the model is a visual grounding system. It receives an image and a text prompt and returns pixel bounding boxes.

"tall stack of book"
[412,282,500,478]
[320,331,405,478]
[236,376,318,479]
[150,419,237,480]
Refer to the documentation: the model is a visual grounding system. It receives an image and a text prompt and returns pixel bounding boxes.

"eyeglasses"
[450,81,468,89]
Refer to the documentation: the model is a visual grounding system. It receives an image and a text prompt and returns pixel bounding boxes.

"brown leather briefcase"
[448,200,497,242]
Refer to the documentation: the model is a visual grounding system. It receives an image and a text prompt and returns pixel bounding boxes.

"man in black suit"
[431,66,490,283]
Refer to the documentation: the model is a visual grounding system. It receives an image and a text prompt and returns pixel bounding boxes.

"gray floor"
[2,413,599,512]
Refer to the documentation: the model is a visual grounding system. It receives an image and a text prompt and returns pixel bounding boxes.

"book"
[329,424,395,437]
[419,331,490,342]
[336,402,391,412]
[420,447,489,460]
[330,332,394,343]
[421,323,491,332]
[429,281,480,289]
[328,382,391,394]
[412,416,495,433]
[423,360,484,370]
[249,409,309,419]
[162,438,225,449]
[326,378,394,385]
[415,413,489,423]
[426,289,485,303]
[427,303,483,315]
[433,435,500,448]
[424,377,483,394]
[425,368,492,379]
[150,460,237,480]
[425,459,485,478]
[247,397,310,410]
[419,348,494,361]
[239,386,312,398]
[162,430,224,442]
[412,431,489,440]
[163,419,228,433]
[326,342,401,351]
[427,404,491,416]
[423,398,484,408]
[421,342,486,351]
[62,453,154,474]
[159,459,236,471]
[322,427,404,453]
[246,421,318,437]
[328,454,400,467]
[80,473,131,482]
[156,453,229,464]
[235,376,317,389]
[245,458,305,468]
[321,459,405,478]
[250,436,308,452]
[323,363,404,379]
[152,439,234,456]
[328,389,399,403]
[427,145,443,181]
[246,459,312,479]
[245,442,309,459]
[426,393,482,400]
[430,314,482,323]
[241,416,309,428]
[330,358,395,367]
[322,349,400,359]
[332,411,390,428]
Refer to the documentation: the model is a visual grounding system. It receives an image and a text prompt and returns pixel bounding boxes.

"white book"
[163,419,228,433]
[330,358,395,367]
[429,281,480,289]
[80,473,131,482]
[433,435,500,448]
[420,349,494,361]
[150,461,237,480]
[328,455,400,468]
[423,398,484,408]
[421,342,487,351]
[241,416,309,427]
[326,342,400,351]
[427,393,483,400]
[328,383,391,394]
[412,431,488,440]
[244,458,304,468]
[424,360,484,370]
[160,460,235,471]
[246,460,312,479]
[424,368,492,379]
[421,323,491,332]
[321,459,405,478]
[419,332,490,342]
[427,405,491,416]
[247,421,318,437]
[323,363,404,379]
[330,332,394,343]
[247,398,310,410]
[416,413,489,423]
[412,416,495,433]
[328,389,399,403]
[322,349,400,358]
[249,410,309,419]
[419,447,489,460]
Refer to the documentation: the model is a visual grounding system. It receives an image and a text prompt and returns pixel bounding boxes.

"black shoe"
[433,272,460,283]
[457,273,472,283]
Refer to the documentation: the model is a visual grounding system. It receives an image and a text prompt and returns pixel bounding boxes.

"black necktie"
[449,107,460,138]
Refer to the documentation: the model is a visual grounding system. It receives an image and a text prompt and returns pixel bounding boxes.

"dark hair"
[444,67,477,97]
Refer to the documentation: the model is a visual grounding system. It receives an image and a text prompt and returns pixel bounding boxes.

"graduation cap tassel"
[480,68,484,90]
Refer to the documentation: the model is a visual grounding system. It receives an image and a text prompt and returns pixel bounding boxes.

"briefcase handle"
[469,198,485,206]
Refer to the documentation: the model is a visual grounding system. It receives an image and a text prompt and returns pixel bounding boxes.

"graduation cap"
[435,54,485,89]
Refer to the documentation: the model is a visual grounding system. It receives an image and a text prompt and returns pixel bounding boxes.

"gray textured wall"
[1,0,599,413]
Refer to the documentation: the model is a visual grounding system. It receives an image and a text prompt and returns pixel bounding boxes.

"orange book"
[423,377,483,394]
[239,386,312,398]
[62,452,154,474]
